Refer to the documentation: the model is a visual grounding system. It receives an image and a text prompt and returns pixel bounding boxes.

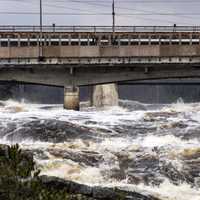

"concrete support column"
[91,83,119,108]
[64,86,80,111]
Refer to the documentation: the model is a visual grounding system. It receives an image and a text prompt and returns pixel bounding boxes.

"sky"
[0,0,199,26]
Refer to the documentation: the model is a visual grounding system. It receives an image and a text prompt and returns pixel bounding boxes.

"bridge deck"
[1,26,200,47]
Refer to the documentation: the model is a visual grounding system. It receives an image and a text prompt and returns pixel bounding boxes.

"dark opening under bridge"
[1,25,200,109]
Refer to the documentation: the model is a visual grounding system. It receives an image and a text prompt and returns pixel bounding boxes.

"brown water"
[0,99,200,200]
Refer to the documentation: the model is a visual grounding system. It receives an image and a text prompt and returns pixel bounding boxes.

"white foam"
[1,99,200,199]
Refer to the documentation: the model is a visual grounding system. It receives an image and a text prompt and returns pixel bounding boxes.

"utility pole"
[39,0,43,59]
[112,0,115,34]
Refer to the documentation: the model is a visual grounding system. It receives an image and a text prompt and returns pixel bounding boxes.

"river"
[0,99,200,200]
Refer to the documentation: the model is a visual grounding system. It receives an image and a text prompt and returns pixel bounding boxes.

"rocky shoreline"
[0,144,160,200]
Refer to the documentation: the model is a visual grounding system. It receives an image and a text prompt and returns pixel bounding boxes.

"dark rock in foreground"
[39,175,160,200]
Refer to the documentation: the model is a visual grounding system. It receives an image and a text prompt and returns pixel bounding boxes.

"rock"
[3,119,99,143]
[39,175,161,200]
[48,149,103,167]
[119,100,147,111]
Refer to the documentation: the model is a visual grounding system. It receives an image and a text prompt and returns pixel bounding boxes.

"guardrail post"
[128,34,131,46]
[52,23,56,32]
[138,34,141,45]
[69,34,71,45]
[18,34,20,47]
[118,35,120,46]
[87,34,90,46]
[169,34,172,45]
[179,33,181,45]
[190,33,192,45]
[59,34,62,46]
[78,33,81,46]
[28,35,30,46]
[8,35,10,47]
[148,35,151,45]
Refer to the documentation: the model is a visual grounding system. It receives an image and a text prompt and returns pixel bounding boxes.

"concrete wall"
[1,45,200,58]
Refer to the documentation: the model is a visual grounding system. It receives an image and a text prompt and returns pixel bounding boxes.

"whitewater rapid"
[0,99,200,200]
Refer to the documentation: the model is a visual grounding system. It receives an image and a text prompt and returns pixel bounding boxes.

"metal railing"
[1,26,200,33]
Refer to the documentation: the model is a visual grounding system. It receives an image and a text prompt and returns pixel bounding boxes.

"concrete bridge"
[1,25,200,109]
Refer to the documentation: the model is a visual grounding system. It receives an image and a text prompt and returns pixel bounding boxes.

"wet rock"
[160,161,193,185]
[4,119,99,143]
[180,128,200,140]
[113,124,157,138]
[48,149,103,167]
[160,122,188,129]
[119,100,147,111]
[110,150,163,186]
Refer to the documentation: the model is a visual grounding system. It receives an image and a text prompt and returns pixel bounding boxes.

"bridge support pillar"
[91,83,119,108]
[64,86,80,111]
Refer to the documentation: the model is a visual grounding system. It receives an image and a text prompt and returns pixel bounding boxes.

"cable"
[0,12,111,15]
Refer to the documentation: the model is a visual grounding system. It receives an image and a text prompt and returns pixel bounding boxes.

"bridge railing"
[1,26,200,33]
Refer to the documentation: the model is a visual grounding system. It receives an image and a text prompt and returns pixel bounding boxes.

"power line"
[0,0,199,26]
[62,0,198,22]
[51,0,200,3]
[2,11,200,16]
[2,0,200,3]
[0,12,111,15]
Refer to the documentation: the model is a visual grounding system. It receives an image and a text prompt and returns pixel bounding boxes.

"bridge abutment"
[64,86,80,111]
[91,84,119,108]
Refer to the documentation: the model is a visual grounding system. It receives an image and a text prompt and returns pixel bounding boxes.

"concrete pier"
[64,86,80,110]
[92,84,119,108]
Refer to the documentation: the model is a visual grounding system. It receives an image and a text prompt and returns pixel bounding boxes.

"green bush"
[0,144,89,200]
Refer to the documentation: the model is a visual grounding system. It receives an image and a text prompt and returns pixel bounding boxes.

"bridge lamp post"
[112,0,115,34]
[39,0,43,59]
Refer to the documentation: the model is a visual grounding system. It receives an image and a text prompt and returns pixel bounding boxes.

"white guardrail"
[1,26,200,33]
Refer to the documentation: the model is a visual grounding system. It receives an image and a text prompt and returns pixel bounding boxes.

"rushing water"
[0,99,200,199]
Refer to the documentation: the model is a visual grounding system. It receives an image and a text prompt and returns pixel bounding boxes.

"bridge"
[1,25,200,109]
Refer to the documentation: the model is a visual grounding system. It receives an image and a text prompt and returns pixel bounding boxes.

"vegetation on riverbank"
[0,144,90,200]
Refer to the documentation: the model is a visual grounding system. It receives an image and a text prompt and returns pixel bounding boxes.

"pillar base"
[91,83,119,108]
[64,86,80,111]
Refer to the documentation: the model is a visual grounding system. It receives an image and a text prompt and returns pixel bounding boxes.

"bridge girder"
[0,60,200,86]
